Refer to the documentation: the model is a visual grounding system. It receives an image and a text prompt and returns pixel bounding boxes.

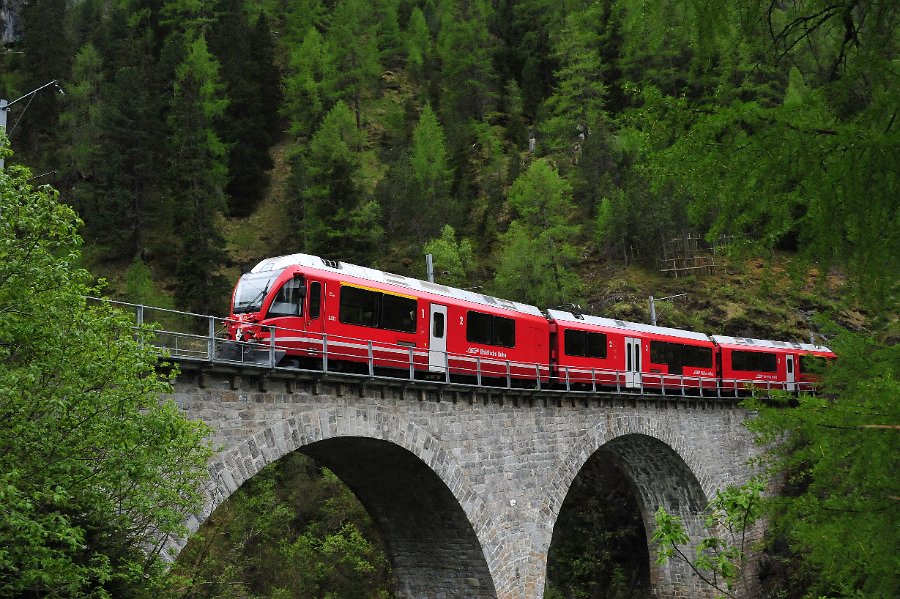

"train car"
[227,253,551,384]
[711,335,835,393]
[548,310,718,393]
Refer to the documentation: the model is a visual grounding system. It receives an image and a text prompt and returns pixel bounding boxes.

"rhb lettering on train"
[466,347,508,359]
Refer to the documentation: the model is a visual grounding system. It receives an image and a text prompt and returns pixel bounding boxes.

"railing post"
[208,316,216,362]
[367,341,374,377]
[591,368,596,393]
[681,375,685,397]
[506,361,511,389]
[136,304,144,348]
[661,374,666,395]
[616,370,621,394]
[565,366,570,392]
[445,351,450,384]
[409,347,415,381]
[268,326,276,367]
[322,335,329,373]
[535,364,541,391]
[476,357,482,387]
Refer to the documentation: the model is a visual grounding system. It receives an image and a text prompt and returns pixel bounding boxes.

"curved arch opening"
[546,433,707,598]
[175,437,495,599]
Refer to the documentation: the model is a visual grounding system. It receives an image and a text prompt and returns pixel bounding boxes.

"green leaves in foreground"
[656,330,899,598]
[0,149,213,596]
[744,331,900,598]
[652,479,765,599]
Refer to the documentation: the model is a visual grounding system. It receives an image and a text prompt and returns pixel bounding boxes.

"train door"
[785,354,796,391]
[429,304,448,373]
[625,337,642,389]
[305,280,325,357]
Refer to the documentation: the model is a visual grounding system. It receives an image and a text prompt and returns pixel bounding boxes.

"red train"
[225,253,835,394]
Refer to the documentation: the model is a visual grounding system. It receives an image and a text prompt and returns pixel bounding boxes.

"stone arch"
[174,404,497,599]
[543,417,716,597]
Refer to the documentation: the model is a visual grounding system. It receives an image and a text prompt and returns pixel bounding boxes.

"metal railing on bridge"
[91,298,820,398]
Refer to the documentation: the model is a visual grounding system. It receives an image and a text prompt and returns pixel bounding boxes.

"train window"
[650,341,667,364]
[650,341,712,373]
[433,312,445,338]
[381,294,417,333]
[339,286,379,328]
[466,311,516,347]
[565,330,586,356]
[309,282,321,319]
[732,350,777,373]
[467,311,492,345]
[565,330,608,358]
[267,280,303,318]
[800,354,827,374]
[696,347,713,368]
[493,316,516,347]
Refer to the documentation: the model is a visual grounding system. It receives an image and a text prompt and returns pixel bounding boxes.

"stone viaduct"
[166,361,761,599]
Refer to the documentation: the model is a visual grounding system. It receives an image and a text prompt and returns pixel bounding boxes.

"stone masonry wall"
[167,366,761,599]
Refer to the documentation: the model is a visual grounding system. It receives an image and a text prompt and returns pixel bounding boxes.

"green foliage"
[405,7,432,76]
[628,1,900,309]
[167,33,230,313]
[293,101,383,262]
[652,479,765,599]
[0,152,213,596]
[408,103,454,237]
[539,2,609,156]
[207,0,280,216]
[423,225,475,288]
[545,463,650,599]
[744,331,900,598]
[172,453,392,598]
[283,26,335,138]
[327,0,383,129]
[494,158,583,306]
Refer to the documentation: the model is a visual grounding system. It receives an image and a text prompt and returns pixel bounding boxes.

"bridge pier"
[167,365,761,598]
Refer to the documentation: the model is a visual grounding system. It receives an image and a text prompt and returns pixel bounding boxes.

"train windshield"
[233,269,284,314]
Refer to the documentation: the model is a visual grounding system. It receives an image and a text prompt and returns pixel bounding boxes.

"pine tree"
[167,34,230,313]
[283,26,335,138]
[540,3,609,158]
[59,43,105,238]
[208,0,280,216]
[409,103,454,238]
[326,0,383,129]
[18,0,69,162]
[405,6,432,80]
[293,101,383,262]
[493,158,583,306]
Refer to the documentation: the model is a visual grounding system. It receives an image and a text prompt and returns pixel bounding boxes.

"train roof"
[547,309,712,343]
[711,335,832,354]
[249,253,546,318]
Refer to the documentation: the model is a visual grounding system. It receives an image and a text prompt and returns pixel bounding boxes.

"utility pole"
[425,254,435,283]
[649,293,687,326]
[0,79,65,169]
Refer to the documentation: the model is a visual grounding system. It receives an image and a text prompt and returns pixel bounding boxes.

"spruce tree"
[293,101,383,262]
[409,103,454,238]
[493,158,582,306]
[167,35,230,314]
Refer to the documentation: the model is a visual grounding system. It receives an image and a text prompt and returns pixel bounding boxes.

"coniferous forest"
[1,1,897,598]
